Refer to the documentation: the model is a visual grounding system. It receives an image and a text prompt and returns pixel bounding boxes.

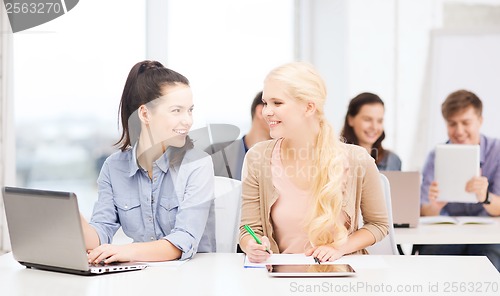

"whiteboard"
[427,29,500,152]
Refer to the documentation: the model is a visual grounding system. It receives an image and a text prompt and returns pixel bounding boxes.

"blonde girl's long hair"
[265,62,348,248]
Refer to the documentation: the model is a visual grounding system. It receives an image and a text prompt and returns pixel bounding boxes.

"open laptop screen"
[380,171,421,228]
[3,186,146,275]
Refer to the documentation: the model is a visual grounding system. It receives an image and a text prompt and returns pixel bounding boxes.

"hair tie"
[138,62,148,74]
[139,61,163,74]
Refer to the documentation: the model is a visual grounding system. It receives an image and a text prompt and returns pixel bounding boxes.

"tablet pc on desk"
[267,264,356,277]
[435,144,480,203]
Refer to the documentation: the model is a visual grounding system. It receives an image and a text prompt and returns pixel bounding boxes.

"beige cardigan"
[239,139,389,254]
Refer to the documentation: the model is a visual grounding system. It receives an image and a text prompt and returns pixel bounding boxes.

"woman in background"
[341,92,402,171]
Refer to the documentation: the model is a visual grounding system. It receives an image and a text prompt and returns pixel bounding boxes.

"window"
[14,0,294,219]
[164,0,294,133]
[14,1,146,216]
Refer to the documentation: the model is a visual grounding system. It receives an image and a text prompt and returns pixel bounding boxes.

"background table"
[395,217,500,245]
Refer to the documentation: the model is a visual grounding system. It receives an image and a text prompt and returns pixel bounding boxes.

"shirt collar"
[128,143,170,177]
[129,144,141,177]
[242,135,249,153]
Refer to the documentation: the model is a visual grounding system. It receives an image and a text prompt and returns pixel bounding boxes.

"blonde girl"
[239,62,388,263]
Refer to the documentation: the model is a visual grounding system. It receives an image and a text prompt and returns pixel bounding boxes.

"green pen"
[243,224,271,254]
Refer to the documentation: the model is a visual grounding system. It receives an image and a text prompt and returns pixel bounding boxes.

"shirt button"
[124,205,128,209]
[150,236,155,241]
[153,177,157,182]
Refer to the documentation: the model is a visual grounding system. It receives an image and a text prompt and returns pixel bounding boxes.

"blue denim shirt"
[377,150,402,171]
[89,145,216,260]
[421,134,500,216]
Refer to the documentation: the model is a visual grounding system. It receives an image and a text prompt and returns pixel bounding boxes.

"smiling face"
[445,106,482,145]
[145,84,194,148]
[347,103,384,149]
[261,78,309,140]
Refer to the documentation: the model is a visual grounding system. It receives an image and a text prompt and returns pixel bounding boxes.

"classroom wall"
[300,0,500,171]
[423,28,500,157]
[301,0,434,171]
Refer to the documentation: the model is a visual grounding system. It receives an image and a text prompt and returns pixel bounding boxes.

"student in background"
[418,89,500,270]
[239,62,389,263]
[81,60,216,263]
[208,91,271,180]
[341,92,401,171]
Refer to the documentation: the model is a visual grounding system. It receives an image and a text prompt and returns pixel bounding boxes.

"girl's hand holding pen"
[242,224,272,263]
[245,235,272,263]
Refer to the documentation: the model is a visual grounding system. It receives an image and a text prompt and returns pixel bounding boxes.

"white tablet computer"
[267,264,356,277]
[435,144,480,203]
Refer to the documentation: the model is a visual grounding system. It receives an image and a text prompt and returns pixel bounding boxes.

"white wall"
[300,0,500,171]
[311,0,438,170]
[162,0,295,136]
[426,29,500,150]
[304,0,350,133]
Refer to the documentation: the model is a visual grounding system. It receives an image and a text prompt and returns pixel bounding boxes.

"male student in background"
[418,89,500,270]
[207,91,271,180]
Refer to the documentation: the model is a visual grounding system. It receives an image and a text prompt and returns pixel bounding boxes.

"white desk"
[0,253,498,296]
[395,217,500,245]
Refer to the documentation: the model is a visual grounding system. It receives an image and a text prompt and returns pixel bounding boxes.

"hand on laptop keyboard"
[90,261,119,267]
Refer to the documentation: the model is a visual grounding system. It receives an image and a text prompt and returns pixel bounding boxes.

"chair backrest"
[365,173,399,255]
[214,176,242,253]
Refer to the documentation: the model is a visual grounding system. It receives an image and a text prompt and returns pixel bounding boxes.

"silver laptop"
[2,186,147,275]
[380,171,421,228]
